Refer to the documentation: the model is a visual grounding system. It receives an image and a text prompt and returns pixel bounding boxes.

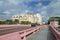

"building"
[35,14,42,24]
[12,13,42,24]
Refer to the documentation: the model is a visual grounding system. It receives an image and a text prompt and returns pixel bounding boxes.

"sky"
[0,0,60,21]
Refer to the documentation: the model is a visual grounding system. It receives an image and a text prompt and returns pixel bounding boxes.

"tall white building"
[12,13,42,24]
[35,14,42,24]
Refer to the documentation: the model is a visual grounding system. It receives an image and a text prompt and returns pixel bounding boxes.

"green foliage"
[0,19,19,24]
[0,21,6,24]
[13,19,19,24]
[6,20,14,24]
[48,17,60,25]
[20,21,31,25]
[35,23,40,25]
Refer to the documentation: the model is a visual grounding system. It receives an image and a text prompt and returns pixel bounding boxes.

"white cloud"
[0,1,3,6]
[0,0,54,20]
[47,0,60,17]
[39,0,60,21]
[36,3,42,8]
[25,10,29,13]
[7,0,23,5]
[41,11,47,15]
[3,11,10,15]
[6,0,38,5]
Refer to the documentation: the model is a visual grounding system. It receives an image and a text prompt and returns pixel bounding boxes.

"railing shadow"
[47,26,56,40]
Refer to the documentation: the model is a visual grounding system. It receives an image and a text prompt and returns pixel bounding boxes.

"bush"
[13,19,19,24]
[20,21,31,24]
[35,23,40,25]
[0,21,6,24]
[0,19,17,24]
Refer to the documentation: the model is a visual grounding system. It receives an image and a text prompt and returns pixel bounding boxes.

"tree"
[14,19,19,24]
[6,20,14,24]
[20,21,31,24]
[0,19,19,24]
[48,17,60,25]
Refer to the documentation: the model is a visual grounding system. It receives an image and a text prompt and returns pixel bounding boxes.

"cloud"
[0,1,3,6]
[39,0,60,21]
[47,0,60,17]
[36,3,42,9]
[0,0,53,20]
[3,11,10,15]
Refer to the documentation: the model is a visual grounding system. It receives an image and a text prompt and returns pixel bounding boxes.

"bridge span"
[27,26,56,40]
[0,25,57,40]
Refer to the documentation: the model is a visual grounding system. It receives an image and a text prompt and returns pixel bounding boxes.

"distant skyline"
[0,0,60,21]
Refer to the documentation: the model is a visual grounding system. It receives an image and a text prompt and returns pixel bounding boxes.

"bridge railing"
[0,25,44,40]
[0,24,31,27]
[50,26,60,40]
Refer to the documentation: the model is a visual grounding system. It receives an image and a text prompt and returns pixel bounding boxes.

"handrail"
[0,26,44,40]
[0,24,31,27]
[50,26,60,40]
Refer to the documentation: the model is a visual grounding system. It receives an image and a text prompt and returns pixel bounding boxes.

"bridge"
[27,26,56,40]
[0,25,60,40]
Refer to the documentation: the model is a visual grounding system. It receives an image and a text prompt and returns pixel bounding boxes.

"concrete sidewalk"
[27,26,56,40]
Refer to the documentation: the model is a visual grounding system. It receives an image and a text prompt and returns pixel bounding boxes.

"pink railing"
[50,26,60,40]
[0,26,44,40]
[0,24,31,27]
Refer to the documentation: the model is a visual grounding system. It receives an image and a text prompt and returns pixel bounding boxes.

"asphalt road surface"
[27,26,56,40]
[0,26,31,36]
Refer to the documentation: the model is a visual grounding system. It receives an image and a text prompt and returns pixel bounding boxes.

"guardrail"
[0,24,31,27]
[50,26,60,40]
[0,25,44,40]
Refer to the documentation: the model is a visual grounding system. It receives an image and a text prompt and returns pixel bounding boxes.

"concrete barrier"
[0,26,43,40]
[50,26,60,40]
[0,24,31,27]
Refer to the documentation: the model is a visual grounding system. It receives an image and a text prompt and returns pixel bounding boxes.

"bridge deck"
[27,26,56,40]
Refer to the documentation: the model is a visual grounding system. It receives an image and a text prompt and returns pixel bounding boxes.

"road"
[0,26,31,36]
[27,26,56,40]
